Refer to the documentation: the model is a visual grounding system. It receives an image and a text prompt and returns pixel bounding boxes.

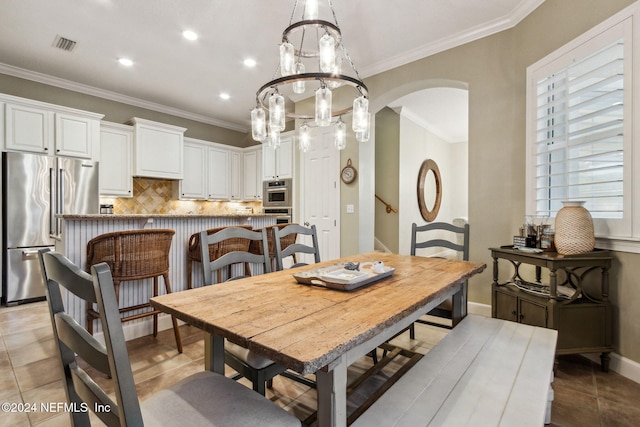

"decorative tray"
[293,262,396,291]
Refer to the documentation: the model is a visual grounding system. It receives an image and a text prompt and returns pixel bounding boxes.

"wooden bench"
[352,315,557,427]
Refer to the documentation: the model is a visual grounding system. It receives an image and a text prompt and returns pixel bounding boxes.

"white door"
[301,126,340,263]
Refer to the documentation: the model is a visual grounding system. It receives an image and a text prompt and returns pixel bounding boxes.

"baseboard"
[468,301,492,317]
[468,302,639,385]
[373,237,392,253]
[583,352,640,384]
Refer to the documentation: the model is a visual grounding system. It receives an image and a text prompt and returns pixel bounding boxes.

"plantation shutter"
[534,39,624,219]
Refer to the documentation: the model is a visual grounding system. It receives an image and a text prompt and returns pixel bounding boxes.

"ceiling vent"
[53,35,77,52]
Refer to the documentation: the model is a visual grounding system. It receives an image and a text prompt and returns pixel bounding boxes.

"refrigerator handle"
[56,167,65,237]
[49,167,56,237]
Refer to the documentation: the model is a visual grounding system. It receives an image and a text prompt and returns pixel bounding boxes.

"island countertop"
[60,213,275,220]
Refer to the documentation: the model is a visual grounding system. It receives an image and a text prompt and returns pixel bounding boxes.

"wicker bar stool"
[86,229,182,353]
[186,225,253,288]
[249,224,298,271]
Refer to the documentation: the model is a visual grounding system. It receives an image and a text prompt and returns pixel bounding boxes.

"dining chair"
[410,220,470,334]
[199,226,288,395]
[249,224,297,271]
[38,249,300,427]
[186,224,253,288]
[273,223,321,271]
[85,228,182,352]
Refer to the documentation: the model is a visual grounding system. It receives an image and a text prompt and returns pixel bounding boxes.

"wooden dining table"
[150,251,486,427]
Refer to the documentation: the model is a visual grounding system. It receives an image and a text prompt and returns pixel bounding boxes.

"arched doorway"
[359,82,469,254]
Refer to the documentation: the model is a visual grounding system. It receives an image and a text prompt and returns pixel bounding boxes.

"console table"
[490,246,613,371]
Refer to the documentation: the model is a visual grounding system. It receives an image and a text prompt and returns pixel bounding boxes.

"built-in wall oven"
[263,208,292,225]
[263,179,292,208]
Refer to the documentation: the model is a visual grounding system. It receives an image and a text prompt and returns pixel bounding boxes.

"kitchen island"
[58,213,277,338]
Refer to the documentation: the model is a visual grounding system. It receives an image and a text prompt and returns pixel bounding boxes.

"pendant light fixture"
[251,0,370,151]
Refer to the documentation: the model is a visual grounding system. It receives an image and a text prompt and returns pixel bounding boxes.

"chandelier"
[250,0,370,151]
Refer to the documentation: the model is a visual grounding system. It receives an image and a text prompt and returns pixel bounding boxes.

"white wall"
[398,110,468,254]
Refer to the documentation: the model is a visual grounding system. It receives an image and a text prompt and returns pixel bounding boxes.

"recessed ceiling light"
[118,58,133,67]
[220,93,230,100]
[243,58,257,67]
[182,30,198,41]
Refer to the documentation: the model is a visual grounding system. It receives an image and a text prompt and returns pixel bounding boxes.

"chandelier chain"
[289,0,300,26]
[263,0,302,88]
[327,0,364,86]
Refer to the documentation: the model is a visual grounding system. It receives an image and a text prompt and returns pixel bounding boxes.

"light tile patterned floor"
[1,301,639,426]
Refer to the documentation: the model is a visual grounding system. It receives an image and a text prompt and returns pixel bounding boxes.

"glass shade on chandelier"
[293,62,306,94]
[303,0,318,20]
[299,122,311,152]
[355,112,370,142]
[251,107,266,141]
[352,96,369,132]
[269,93,285,131]
[268,126,281,149]
[280,42,295,76]
[319,33,336,73]
[328,57,342,89]
[334,119,346,150]
[250,0,370,151]
[315,86,332,127]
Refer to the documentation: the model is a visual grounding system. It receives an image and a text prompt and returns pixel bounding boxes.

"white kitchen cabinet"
[99,122,133,197]
[207,146,230,200]
[4,102,53,154]
[128,117,186,180]
[180,139,208,199]
[180,139,249,201]
[230,149,243,200]
[55,113,100,158]
[262,132,293,180]
[243,146,262,201]
[2,95,102,158]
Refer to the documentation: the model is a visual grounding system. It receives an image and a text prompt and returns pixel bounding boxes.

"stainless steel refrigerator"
[2,151,99,304]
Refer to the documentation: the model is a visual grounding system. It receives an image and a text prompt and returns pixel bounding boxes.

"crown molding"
[393,105,466,144]
[361,0,546,78]
[0,63,250,133]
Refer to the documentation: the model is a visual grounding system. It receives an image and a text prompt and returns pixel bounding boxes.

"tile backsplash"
[102,177,262,215]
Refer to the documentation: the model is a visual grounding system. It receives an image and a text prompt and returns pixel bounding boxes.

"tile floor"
[1,301,639,426]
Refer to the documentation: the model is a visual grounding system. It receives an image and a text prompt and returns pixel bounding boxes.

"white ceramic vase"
[554,201,595,255]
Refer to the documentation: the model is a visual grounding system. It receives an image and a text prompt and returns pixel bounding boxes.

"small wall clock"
[341,158,357,184]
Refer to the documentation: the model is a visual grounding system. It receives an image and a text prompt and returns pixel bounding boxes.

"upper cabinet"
[99,122,133,197]
[229,149,243,200]
[262,133,293,180]
[55,113,100,158]
[243,145,262,201]
[207,145,230,200]
[128,117,186,180]
[179,138,230,201]
[4,102,53,153]
[180,139,208,199]
[180,139,266,202]
[2,94,103,158]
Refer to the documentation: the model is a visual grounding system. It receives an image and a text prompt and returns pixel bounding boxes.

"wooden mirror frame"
[417,159,442,222]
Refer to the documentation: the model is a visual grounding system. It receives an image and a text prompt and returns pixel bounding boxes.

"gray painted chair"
[38,249,300,427]
[272,223,325,383]
[273,224,321,271]
[199,226,287,395]
[410,221,470,335]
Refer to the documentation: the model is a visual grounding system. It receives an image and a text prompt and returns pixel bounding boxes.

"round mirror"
[417,159,442,222]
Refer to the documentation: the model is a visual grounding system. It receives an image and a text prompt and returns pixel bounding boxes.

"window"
[526,5,639,253]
